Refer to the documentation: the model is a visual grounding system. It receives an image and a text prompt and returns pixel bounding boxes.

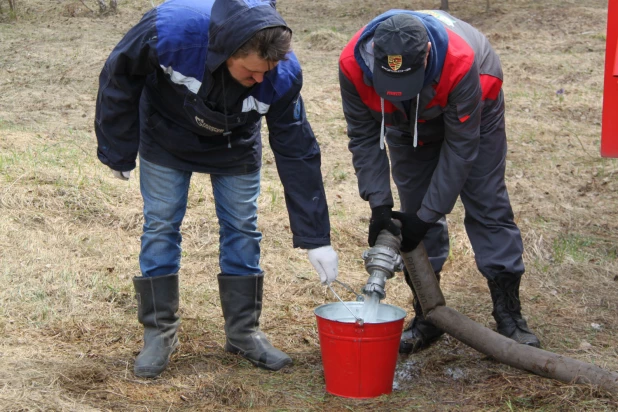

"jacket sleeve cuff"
[418,206,443,224]
[293,236,331,249]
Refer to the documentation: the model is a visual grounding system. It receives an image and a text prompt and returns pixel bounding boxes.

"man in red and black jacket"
[339,10,540,353]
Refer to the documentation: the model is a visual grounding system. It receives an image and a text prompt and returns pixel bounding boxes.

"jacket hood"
[207,0,288,72]
[355,10,448,89]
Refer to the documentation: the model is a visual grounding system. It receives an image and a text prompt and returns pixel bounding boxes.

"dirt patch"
[303,29,349,51]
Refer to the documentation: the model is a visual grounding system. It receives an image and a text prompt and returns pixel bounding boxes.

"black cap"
[373,14,428,101]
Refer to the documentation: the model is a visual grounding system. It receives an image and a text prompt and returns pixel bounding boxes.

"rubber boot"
[133,273,180,378]
[218,273,292,371]
[399,269,444,354]
[488,274,541,348]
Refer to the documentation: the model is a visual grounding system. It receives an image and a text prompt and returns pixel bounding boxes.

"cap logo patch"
[388,55,403,71]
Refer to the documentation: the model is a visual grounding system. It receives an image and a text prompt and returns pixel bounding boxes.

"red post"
[601,0,618,157]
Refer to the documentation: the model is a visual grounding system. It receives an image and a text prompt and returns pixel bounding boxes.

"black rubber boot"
[218,273,292,371]
[488,275,541,348]
[399,269,444,354]
[133,273,180,378]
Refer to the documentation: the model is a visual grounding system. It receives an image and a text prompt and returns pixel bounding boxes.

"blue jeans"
[139,156,262,277]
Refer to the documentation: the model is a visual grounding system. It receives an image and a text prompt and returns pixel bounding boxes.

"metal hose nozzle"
[361,229,403,300]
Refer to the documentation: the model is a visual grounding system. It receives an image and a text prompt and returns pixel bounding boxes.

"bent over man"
[95,0,338,377]
[338,10,540,353]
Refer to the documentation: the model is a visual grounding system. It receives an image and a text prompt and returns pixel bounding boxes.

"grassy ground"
[0,0,617,410]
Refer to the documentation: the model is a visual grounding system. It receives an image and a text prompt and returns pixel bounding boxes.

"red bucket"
[314,302,406,398]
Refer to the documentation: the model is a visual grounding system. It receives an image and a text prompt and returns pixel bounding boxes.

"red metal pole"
[601,0,618,157]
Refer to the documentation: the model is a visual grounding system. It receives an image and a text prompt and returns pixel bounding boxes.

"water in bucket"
[314,302,406,398]
[361,291,380,323]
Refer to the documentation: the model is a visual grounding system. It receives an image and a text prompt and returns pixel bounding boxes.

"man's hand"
[112,170,131,181]
[307,245,339,285]
[391,211,433,252]
[368,205,401,246]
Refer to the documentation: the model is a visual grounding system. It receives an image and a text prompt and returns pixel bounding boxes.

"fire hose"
[363,229,618,395]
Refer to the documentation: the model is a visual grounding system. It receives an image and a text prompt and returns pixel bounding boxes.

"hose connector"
[361,228,403,300]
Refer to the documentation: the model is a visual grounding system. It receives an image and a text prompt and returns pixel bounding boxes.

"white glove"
[112,170,131,181]
[307,245,339,285]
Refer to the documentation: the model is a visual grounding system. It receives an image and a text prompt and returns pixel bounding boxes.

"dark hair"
[233,26,292,62]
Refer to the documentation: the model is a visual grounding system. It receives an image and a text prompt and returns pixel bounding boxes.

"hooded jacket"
[95,0,330,249]
[339,10,504,223]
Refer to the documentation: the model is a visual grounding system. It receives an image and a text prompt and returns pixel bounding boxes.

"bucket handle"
[328,281,364,326]
[333,280,365,302]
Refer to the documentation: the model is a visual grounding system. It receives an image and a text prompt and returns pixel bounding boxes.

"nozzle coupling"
[361,241,403,300]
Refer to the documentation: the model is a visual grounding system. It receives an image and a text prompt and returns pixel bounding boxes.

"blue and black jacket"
[95,0,330,249]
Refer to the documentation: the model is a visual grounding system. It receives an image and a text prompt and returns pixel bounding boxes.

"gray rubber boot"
[488,274,541,348]
[218,273,292,371]
[399,268,444,354]
[133,273,180,378]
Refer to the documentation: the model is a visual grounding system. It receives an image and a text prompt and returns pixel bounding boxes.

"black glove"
[391,211,433,252]
[368,205,401,246]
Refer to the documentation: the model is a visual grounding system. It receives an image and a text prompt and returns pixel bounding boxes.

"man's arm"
[339,68,394,209]
[266,77,331,250]
[418,64,482,223]
[95,11,158,172]
[339,67,403,246]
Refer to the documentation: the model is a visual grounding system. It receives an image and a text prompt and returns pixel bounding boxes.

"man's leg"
[460,93,540,347]
[132,157,191,377]
[211,171,292,371]
[388,138,448,353]
[139,158,192,278]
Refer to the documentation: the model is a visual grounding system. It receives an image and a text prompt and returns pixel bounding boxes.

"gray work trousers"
[387,94,525,281]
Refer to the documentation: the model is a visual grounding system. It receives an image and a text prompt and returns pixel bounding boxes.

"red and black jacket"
[339,10,504,223]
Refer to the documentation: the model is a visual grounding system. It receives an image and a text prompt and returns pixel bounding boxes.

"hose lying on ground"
[400,242,618,395]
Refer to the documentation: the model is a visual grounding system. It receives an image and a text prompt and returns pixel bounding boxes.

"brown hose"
[401,243,618,395]
[400,242,445,311]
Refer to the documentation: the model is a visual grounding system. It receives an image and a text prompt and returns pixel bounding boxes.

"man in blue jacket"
[96,0,338,377]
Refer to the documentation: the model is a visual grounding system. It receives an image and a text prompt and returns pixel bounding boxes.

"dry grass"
[0,0,617,410]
